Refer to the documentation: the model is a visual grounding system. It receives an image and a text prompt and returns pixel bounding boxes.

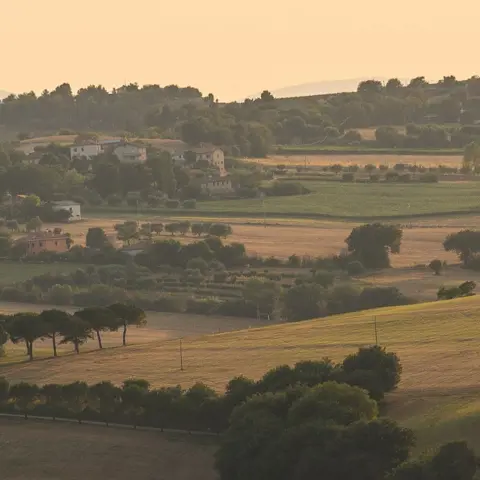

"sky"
[1,0,478,101]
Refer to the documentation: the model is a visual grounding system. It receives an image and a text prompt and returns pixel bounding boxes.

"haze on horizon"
[2,0,477,101]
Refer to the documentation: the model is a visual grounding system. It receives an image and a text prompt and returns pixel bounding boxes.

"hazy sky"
[2,0,478,100]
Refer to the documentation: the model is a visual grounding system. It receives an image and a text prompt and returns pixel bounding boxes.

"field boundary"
[84,206,480,222]
[0,412,219,437]
[275,146,463,155]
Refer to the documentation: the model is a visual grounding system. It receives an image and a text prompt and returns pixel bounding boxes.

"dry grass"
[2,296,479,393]
[0,418,217,480]
[246,153,462,168]
[0,301,260,364]
[2,297,480,454]
[72,214,463,267]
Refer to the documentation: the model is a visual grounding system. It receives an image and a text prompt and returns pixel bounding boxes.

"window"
[39,241,43,247]
[55,241,58,246]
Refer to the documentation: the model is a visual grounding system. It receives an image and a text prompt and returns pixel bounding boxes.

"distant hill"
[251,77,410,99]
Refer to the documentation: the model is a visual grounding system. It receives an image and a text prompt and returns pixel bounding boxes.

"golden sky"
[2,0,477,100]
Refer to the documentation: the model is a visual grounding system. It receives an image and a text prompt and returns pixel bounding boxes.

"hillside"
[0,418,217,480]
[2,296,480,452]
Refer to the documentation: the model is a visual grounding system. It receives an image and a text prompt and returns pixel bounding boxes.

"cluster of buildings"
[70,138,233,194]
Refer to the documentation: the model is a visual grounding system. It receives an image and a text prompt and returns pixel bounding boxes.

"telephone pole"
[373,316,378,346]
[180,338,184,371]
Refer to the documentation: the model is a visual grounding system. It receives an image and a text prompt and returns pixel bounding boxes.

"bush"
[341,172,355,182]
[48,284,73,305]
[183,199,197,209]
[385,171,399,182]
[429,259,443,275]
[165,199,180,209]
[347,260,366,275]
[186,257,209,274]
[107,194,123,206]
[266,181,309,196]
[369,174,380,182]
[419,173,438,183]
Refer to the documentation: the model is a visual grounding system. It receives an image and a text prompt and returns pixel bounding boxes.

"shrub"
[385,171,399,182]
[419,173,438,183]
[287,254,301,267]
[341,172,355,182]
[186,257,209,274]
[165,199,180,209]
[107,194,123,206]
[312,270,335,288]
[429,259,443,275]
[183,199,197,209]
[369,174,380,182]
[48,284,73,305]
[347,260,366,275]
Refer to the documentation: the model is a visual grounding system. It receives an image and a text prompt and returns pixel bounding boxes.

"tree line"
[3,76,480,157]
[0,304,146,360]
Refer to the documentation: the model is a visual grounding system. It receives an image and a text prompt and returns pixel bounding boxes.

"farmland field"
[0,418,217,480]
[195,181,480,218]
[247,153,463,168]
[70,211,473,267]
[2,296,480,452]
[0,301,262,364]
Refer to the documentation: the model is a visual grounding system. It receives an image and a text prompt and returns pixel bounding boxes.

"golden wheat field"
[56,214,470,267]
[0,418,217,480]
[246,153,463,168]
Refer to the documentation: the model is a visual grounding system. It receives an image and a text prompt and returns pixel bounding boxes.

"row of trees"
[0,304,145,360]
[0,345,401,427]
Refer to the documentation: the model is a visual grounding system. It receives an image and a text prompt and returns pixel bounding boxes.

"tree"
[151,223,164,235]
[39,309,72,357]
[209,223,233,238]
[346,223,402,269]
[430,441,477,480]
[358,80,383,95]
[62,381,89,423]
[8,313,46,361]
[0,322,8,357]
[341,345,402,400]
[443,230,480,265]
[287,382,378,426]
[75,307,118,350]
[437,281,476,300]
[108,303,146,346]
[408,76,428,88]
[243,278,281,318]
[121,383,146,428]
[191,223,207,237]
[462,142,480,173]
[86,227,109,249]
[41,383,65,420]
[284,283,326,321]
[260,90,275,102]
[89,381,120,426]
[9,382,40,419]
[114,221,139,245]
[386,78,403,94]
[26,216,43,233]
[429,259,443,275]
[177,221,191,236]
[59,316,93,354]
[165,223,179,236]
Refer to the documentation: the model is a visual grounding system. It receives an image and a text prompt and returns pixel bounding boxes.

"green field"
[85,181,480,220]
[0,262,79,286]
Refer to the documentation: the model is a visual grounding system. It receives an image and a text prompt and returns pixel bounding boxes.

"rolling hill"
[1,296,480,452]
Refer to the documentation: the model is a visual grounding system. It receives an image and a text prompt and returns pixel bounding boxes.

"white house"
[114,143,148,164]
[70,143,103,160]
[51,200,82,222]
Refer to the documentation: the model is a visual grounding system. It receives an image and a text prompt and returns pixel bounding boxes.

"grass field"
[0,262,79,286]
[0,418,217,480]
[191,181,480,218]
[248,153,463,168]
[2,296,480,453]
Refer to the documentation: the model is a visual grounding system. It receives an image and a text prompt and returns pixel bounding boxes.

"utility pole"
[180,338,184,371]
[373,316,378,346]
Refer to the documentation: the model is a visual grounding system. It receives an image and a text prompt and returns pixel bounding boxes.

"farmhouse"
[18,232,71,255]
[114,142,148,164]
[70,143,102,160]
[51,200,82,222]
